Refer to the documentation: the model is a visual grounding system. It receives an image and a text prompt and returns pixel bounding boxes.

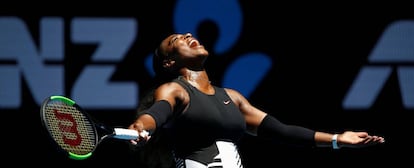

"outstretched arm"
[225,88,385,149]
[258,115,385,149]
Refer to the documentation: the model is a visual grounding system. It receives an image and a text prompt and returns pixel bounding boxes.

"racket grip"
[113,128,140,140]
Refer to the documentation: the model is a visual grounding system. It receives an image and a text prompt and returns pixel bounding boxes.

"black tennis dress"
[165,77,247,168]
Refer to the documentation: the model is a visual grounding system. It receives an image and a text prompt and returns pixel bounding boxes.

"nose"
[184,33,192,39]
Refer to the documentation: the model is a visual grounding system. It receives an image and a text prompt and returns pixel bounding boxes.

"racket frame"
[40,95,99,160]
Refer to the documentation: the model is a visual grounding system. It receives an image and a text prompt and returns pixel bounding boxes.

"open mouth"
[189,39,199,48]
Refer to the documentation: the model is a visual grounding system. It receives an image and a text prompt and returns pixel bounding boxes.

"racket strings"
[44,101,97,155]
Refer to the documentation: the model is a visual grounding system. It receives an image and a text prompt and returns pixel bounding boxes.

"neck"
[181,70,214,94]
[182,70,210,84]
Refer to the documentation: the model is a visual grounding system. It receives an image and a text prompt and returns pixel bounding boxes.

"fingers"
[362,135,374,144]
[130,139,138,145]
[372,136,385,143]
[139,130,151,141]
[379,137,385,143]
[130,130,151,146]
[140,130,149,137]
[361,135,385,146]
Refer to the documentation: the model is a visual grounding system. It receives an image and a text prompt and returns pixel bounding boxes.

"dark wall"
[1,1,412,167]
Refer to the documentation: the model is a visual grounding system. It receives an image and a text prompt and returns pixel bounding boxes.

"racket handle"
[113,128,140,140]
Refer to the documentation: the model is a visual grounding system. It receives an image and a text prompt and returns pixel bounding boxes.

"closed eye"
[169,37,178,45]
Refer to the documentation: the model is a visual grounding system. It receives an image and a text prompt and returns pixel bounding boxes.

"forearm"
[257,115,316,147]
[133,99,173,131]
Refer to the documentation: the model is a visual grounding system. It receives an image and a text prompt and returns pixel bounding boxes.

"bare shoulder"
[223,88,247,104]
[155,82,189,104]
[223,88,243,97]
[156,82,185,94]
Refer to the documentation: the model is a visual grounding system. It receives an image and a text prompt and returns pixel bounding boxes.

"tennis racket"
[40,95,148,160]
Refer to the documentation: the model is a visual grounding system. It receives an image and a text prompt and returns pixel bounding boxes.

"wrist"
[332,134,340,149]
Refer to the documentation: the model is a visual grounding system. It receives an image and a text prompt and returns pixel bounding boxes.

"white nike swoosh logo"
[223,100,231,105]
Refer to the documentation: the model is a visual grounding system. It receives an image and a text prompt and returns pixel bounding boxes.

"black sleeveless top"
[165,77,246,159]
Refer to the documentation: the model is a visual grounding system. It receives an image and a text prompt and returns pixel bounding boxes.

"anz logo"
[343,20,414,110]
[0,17,138,109]
[0,0,272,110]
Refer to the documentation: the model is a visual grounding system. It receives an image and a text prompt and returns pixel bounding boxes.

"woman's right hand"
[128,121,151,146]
